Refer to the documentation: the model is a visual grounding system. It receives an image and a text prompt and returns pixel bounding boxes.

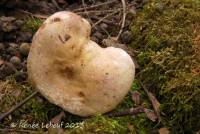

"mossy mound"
[0,78,138,133]
[131,0,200,133]
[67,115,131,134]
[0,77,62,130]
[21,17,43,32]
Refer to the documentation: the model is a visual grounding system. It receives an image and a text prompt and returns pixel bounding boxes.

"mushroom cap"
[27,11,135,116]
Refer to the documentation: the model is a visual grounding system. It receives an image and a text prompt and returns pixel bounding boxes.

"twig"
[81,0,89,16]
[0,128,38,134]
[139,81,162,123]
[106,106,144,117]
[81,0,98,31]
[90,16,117,25]
[91,10,120,37]
[0,90,38,121]
[76,9,121,15]
[82,0,115,36]
[116,0,127,40]
[17,9,48,19]
[52,0,62,10]
[92,10,120,28]
[73,0,117,12]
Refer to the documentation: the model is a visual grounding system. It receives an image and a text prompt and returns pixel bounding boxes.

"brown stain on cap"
[78,91,85,97]
[64,34,71,42]
[63,66,74,79]
[52,17,61,22]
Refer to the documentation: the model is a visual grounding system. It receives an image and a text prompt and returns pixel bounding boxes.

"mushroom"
[27,11,135,117]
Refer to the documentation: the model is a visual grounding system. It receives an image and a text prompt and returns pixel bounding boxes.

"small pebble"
[0,43,4,50]
[9,43,18,48]
[0,59,4,66]
[15,20,24,26]
[0,62,16,78]
[7,47,17,56]
[100,23,108,30]
[20,43,30,56]
[10,56,21,66]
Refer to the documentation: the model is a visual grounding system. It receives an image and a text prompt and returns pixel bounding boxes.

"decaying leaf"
[127,123,135,132]
[0,59,4,66]
[140,82,161,122]
[144,108,157,122]
[47,111,66,134]
[148,92,161,122]
[131,91,141,105]
[50,111,65,124]
[159,127,169,134]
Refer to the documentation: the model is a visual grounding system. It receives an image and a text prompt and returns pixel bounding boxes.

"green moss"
[0,78,154,133]
[110,81,156,134]
[137,52,151,66]
[0,77,62,130]
[131,0,200,133]
[67,115,132,134]
[21,17,43,32]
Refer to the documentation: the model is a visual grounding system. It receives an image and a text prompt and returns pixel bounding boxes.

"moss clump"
[131,0,200,133]
[67,115,132,134]
[21,17,43,32]
[0,77,32,114]
[0,77,62,130]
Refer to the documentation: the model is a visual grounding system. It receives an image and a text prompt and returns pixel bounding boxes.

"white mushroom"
[27,11,135,117]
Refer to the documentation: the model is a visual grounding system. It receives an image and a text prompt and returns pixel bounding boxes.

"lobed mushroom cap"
[27,11,135,116]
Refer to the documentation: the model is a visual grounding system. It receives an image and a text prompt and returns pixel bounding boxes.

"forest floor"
[0,0,200,134]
